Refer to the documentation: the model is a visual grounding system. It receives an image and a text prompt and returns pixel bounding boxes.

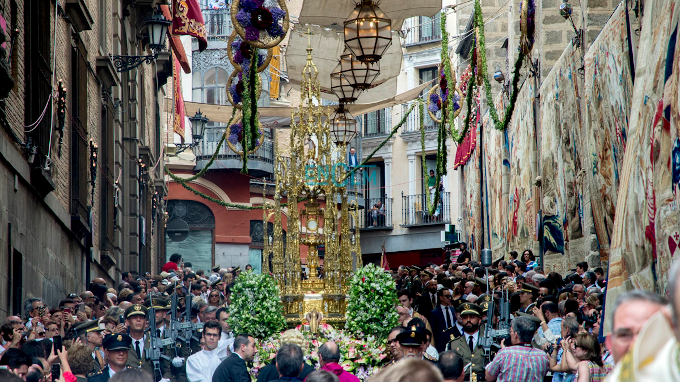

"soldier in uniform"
[123,304,172,381]
[87,333,135,382]
[410,266,423,297]
[518,283,538,313]
[447,303,487,381]
[73,320,107,374]
[395,325,437,363]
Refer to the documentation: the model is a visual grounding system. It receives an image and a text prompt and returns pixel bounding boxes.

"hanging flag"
[173,56,185,143]
[270,45,281,99]
[172,0,208,52]
[380,243,390,271]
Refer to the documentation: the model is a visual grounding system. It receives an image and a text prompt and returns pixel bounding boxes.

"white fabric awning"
[285,24,403,103]
[297,0,444,31]
[169,80,431,126]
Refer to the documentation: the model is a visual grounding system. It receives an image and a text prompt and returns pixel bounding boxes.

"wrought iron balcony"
[363,107,392,137]
[203,8,231,41]
[359,197,393,229]
[400,101,439,134]
[404,16,442,46]
[401,192,451,227]
[195,128,274,177]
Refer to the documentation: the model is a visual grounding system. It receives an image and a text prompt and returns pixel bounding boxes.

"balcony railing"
[203,9,231,40]
[404,16,442,46]
[359,197,393,229]
[401,101,439,133]
[196,128,275,165]
[401,192,451,227]
[364,107,392,137]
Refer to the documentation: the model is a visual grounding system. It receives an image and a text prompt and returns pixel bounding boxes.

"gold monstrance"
[261,40,362,326]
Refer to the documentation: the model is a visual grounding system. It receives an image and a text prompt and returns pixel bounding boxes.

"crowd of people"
[2,246,680,382]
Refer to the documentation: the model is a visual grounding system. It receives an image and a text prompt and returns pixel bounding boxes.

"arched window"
[192,67,228,105]
[204,67,228,105]
[165,200,216,272]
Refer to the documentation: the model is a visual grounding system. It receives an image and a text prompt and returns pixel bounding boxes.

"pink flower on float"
[312,340,319,347]
[378,353,387,360]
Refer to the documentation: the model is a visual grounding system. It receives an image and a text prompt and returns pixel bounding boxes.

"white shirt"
[108,367,117,378]
[441,306,455,328]
[426,345,439,360]
[216,332,235,360]
[465,331,479,349]
[456,322,464,335]
[132,335,146,357]
[186,348,223,382]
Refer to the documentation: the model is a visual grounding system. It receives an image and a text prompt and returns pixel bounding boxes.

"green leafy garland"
[226,270,287,339]
[240,50,259,173]
[465,0,526,135]
[345,263,399,340]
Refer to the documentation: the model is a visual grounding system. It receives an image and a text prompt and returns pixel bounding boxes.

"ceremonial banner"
[539,42,588,274]
[582,4,635,263]
[173,56,186,143]
[604,0,680,333]
[460,122,482,257]
[482,98,509,260]
[506,81,536,256]
[172,0,208,52]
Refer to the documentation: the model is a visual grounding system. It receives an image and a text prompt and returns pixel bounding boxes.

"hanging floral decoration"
[56,80,67,157]
[231,0,290,49]
[227,67,262,109]
[228,31,273,73]
[458,0,532,138]
[226,119,264,155]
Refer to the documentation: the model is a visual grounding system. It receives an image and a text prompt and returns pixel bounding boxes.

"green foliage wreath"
[345,264,399,340]
[227,271,287,339]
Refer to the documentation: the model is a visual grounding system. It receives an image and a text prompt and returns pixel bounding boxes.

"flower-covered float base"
[252,324,388,382]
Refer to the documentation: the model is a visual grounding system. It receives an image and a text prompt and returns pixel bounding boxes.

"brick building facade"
[0,0,169,319]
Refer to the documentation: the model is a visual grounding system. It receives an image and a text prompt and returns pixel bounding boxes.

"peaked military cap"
[411,265,422,271]
[145,297,169,310]
[520,282,539,295]
[396,325,428,346]
[73,320,105,336]
[103,333,132,351]
[124,304,148,319]
[458,302,482,316]
[212,265,220,272]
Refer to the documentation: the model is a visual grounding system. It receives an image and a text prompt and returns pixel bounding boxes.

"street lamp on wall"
[111,8,172,72]
[176,110,210,154]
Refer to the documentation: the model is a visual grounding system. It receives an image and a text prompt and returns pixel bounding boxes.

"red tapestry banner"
[172,0,208,52]
[173,56,186,143]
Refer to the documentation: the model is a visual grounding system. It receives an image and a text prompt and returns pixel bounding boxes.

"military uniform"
[396,325,435,363]
[73,320,108,374]
[447,303,488,381]
[124,304,172,381]
[87,333,137,382]
[410,265,424,296]
[518,283,538,313]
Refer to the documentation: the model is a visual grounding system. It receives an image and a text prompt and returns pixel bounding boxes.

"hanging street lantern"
[331,62,361,103]
[340,50,380,90]
[343,0,392,63]
[147,11,172,51]
[189,110,209,142]
[330,104,358,146]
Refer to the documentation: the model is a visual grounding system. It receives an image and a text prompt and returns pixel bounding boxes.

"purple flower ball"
[231,123,243,135]
[267,23,284,37]
[231,39,241,51]
[245,26,260,41]
[240,0,259,12]
[429,93,440,104]
[270,7,286,22]
[257,52,265,66]
[230,85,242,104]
[428,103,439,113]
[236,9,252,27]
[234,51,244,64]
[228,134,240,145]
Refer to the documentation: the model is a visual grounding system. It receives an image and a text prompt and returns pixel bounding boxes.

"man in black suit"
[416,280,439,321]
[430,288,460,353]
[212,334,257,382]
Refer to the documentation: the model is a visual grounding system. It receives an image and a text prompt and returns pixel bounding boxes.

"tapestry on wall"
[582,3,636,263]
[461,121,483,257]
[604,0,680,333]
[506,81,536,255]
[482,102,509,259]
[539,42,587,274]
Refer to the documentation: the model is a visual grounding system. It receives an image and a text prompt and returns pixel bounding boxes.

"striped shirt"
[485,344,550,382]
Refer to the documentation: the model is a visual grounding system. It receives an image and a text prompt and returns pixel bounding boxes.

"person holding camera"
[484,316,550,382]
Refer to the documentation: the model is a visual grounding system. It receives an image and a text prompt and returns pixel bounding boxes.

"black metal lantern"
[147,11,172,51]
[343,0,392,63]
[111,7,171,72]
[331,62,361,103]
[189,110,209,142]
[340,50,380,90]
[330,104,358,146]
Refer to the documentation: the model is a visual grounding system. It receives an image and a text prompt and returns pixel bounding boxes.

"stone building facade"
[0,0,169,319]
